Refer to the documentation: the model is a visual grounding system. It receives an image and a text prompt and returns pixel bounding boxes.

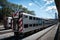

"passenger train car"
[12,12,55,34]
[12,12,43,33]
[22,13,43,33]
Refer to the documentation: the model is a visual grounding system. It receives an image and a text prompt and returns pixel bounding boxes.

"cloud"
[23,5,27,8]
[45,6,58,13]
[40,0,54,9]
[44,0,54,5]
[46,6,56,11]
[29,3,33,6]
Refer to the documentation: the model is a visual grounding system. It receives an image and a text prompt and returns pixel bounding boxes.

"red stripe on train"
[19,27,23,32]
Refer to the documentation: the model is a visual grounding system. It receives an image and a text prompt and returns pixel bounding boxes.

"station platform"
[22,24,58,40]
[54,23,60,40]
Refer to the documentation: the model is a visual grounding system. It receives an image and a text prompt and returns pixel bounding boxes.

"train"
[11,11,58,35]
[12,12,42,33]
[22,13,43,33]
[4,17,12,29]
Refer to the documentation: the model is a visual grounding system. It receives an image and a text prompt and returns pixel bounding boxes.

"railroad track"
[0,29,12,34]
[0,25,5,31]
[0,29,14,40]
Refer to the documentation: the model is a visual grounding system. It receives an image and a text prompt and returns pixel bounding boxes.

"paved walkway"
[54,23,60,40]
[23,24,58,40]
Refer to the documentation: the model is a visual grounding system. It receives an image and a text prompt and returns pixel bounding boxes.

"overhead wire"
[30,0,54,18]
[30,0,41,7]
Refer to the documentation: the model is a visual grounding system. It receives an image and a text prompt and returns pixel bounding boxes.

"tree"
[22,7,28,13]
[27,11,35,15]
[0,0,35,20]
[0,0,7,7]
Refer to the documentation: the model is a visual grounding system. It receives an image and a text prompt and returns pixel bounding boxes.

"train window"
[39,24,41,25]
[38,18,40,20]
[36,24,37,26]
[24,24,28,28]
[33,17,35,20]
[24,15,28,18]
[35,24,38,26]
[37,18,38,20]
[29,16,32,20]
[29,24,32,27]
[33,24,35,26]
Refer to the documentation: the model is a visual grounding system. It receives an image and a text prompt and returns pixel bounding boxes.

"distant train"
[4,17,12,29]
[7,17,12,28]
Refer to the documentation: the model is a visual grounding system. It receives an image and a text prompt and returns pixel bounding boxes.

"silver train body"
[22,13,43,33]
[12,12,57,33]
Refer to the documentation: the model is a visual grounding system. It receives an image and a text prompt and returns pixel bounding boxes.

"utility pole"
[55,13,57,19]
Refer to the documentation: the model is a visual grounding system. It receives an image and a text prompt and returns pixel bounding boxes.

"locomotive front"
[11,11,24,36]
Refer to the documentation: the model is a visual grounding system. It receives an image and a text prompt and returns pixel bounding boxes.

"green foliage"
[0,0,35,18]
[28,11,35,15]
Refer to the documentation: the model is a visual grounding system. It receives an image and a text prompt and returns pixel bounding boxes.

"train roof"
[23,13,35,16]
[22,13,42,18]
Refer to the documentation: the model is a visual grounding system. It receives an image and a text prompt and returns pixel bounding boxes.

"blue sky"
[7,0,58,19]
